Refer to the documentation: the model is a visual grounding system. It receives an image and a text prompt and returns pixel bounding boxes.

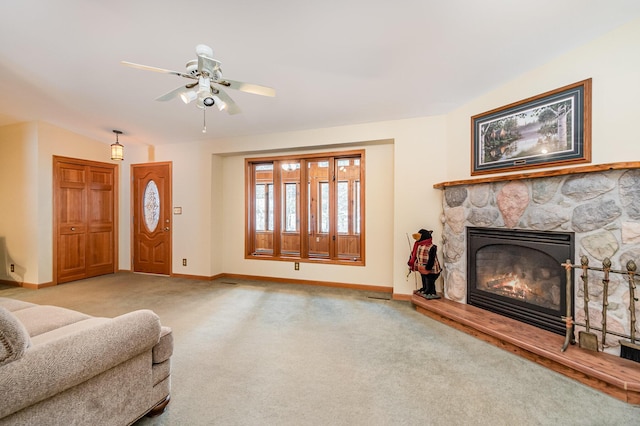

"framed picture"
[471,79,591,175]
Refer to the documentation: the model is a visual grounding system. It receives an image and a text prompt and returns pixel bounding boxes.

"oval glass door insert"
[143,180,160,232]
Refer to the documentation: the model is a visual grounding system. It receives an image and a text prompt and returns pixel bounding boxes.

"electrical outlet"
[10,264,15,273]
[294,262,299,270]
[182,259,187,266]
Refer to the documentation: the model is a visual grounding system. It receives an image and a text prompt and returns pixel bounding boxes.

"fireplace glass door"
[475,244,562,310]
[467,227,574,335]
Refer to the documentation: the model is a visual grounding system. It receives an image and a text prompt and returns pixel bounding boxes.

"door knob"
[71,227,75,231]
[164,227,170,231]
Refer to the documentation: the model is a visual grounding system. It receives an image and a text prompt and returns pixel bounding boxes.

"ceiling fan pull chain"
[202,107,207,133]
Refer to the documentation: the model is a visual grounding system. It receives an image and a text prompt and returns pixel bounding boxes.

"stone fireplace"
[437,164,640,353]
[467,227,573,335]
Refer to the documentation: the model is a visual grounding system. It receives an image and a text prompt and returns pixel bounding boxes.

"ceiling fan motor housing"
[186,60,199,76]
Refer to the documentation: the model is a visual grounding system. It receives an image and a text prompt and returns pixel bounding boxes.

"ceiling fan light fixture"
[212,95,227,111]
[180,90,197,104]
[111,130,124,161]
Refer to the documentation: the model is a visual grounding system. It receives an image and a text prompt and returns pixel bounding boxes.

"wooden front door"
[132,162,172,275]
[54,157,117,284]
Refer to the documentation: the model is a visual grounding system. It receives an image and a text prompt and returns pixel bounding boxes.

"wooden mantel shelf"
[433,161,640,189]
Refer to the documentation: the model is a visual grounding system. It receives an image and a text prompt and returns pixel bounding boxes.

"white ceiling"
[1,0,639,147]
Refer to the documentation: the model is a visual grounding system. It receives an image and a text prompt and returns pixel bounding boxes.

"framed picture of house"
[471,78,591,175]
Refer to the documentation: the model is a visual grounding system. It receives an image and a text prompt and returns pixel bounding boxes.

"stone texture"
[442,232,465,263]
[467,208,499,227]
[622,221,640,245]
[581,230,619,260]
[532,176,562,204]
[560,173,615,201]
[571,199,622,232]
[444,206,465,235]
[469,184,491,208]
[438,167,640,344]
[496,181,529,228]
[619,170,640,219]
[444,186,467,208]
[444,268,466,302]
[525,205,570,230]
[619,248,640,272]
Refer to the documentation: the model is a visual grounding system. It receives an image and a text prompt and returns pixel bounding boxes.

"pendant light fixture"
[111,130,124,161]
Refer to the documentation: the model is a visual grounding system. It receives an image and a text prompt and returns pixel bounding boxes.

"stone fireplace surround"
[437,162,640,355]
[410,162,640,404]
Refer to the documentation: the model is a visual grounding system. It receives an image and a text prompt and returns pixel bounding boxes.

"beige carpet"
[2,273,639,425]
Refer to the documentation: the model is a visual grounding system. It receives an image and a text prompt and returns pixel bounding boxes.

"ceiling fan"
[121,44,275,115]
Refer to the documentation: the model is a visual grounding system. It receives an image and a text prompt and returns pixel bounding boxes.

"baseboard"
[219,273,393,294]
[9,271,393,295]
[392,293,412,301]
[0,279,21,288]
[170,273,217,281]
[0,279,55,289]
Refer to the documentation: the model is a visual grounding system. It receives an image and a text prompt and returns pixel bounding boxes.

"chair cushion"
[0,297,35,312]
[11,306,91,337]
[0,307,31,366]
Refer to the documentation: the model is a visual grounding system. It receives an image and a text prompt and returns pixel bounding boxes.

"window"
[246,150,364,265]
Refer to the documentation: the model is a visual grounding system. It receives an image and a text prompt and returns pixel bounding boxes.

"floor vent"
[367,294,391,301]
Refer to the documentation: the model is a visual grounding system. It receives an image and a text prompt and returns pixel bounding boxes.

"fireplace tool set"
[620,260,640,361]
[578,257,599,351]
[561,256,640,362]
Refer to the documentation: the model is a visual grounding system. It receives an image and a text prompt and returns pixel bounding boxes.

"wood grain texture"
[412,295,640,404]
[433,161,640,189]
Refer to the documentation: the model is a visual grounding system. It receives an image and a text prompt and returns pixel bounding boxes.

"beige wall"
[0,122,150,285]
[445,17,640,181]
[155,16,640,295]
[0,123,38,284]
[1,17,639,293]
[155,116,448,294]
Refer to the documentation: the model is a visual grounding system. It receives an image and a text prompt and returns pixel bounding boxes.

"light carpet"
[1,273,638,425]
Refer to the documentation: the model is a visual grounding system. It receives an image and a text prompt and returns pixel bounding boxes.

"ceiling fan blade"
[216,79,276,97]
[121,61,196,80]
[213,87,242,115]
[155,83,196,102]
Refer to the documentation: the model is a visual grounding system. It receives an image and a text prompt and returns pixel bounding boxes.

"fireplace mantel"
[417,161,640,404]
[434,162,640,355]
[433,161,640,189]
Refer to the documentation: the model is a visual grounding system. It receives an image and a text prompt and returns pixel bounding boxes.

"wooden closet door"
[54,157,117,284]
[86,165,116,277]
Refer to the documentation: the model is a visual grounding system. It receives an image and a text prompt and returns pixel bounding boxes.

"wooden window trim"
[245,150,365,266]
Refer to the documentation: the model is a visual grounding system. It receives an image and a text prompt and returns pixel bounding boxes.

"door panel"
[87,167,115,276]
[54,157,117,284]
[132,163,172,275]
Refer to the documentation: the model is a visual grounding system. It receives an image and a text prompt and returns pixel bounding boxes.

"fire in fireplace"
[467,227,574,335]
